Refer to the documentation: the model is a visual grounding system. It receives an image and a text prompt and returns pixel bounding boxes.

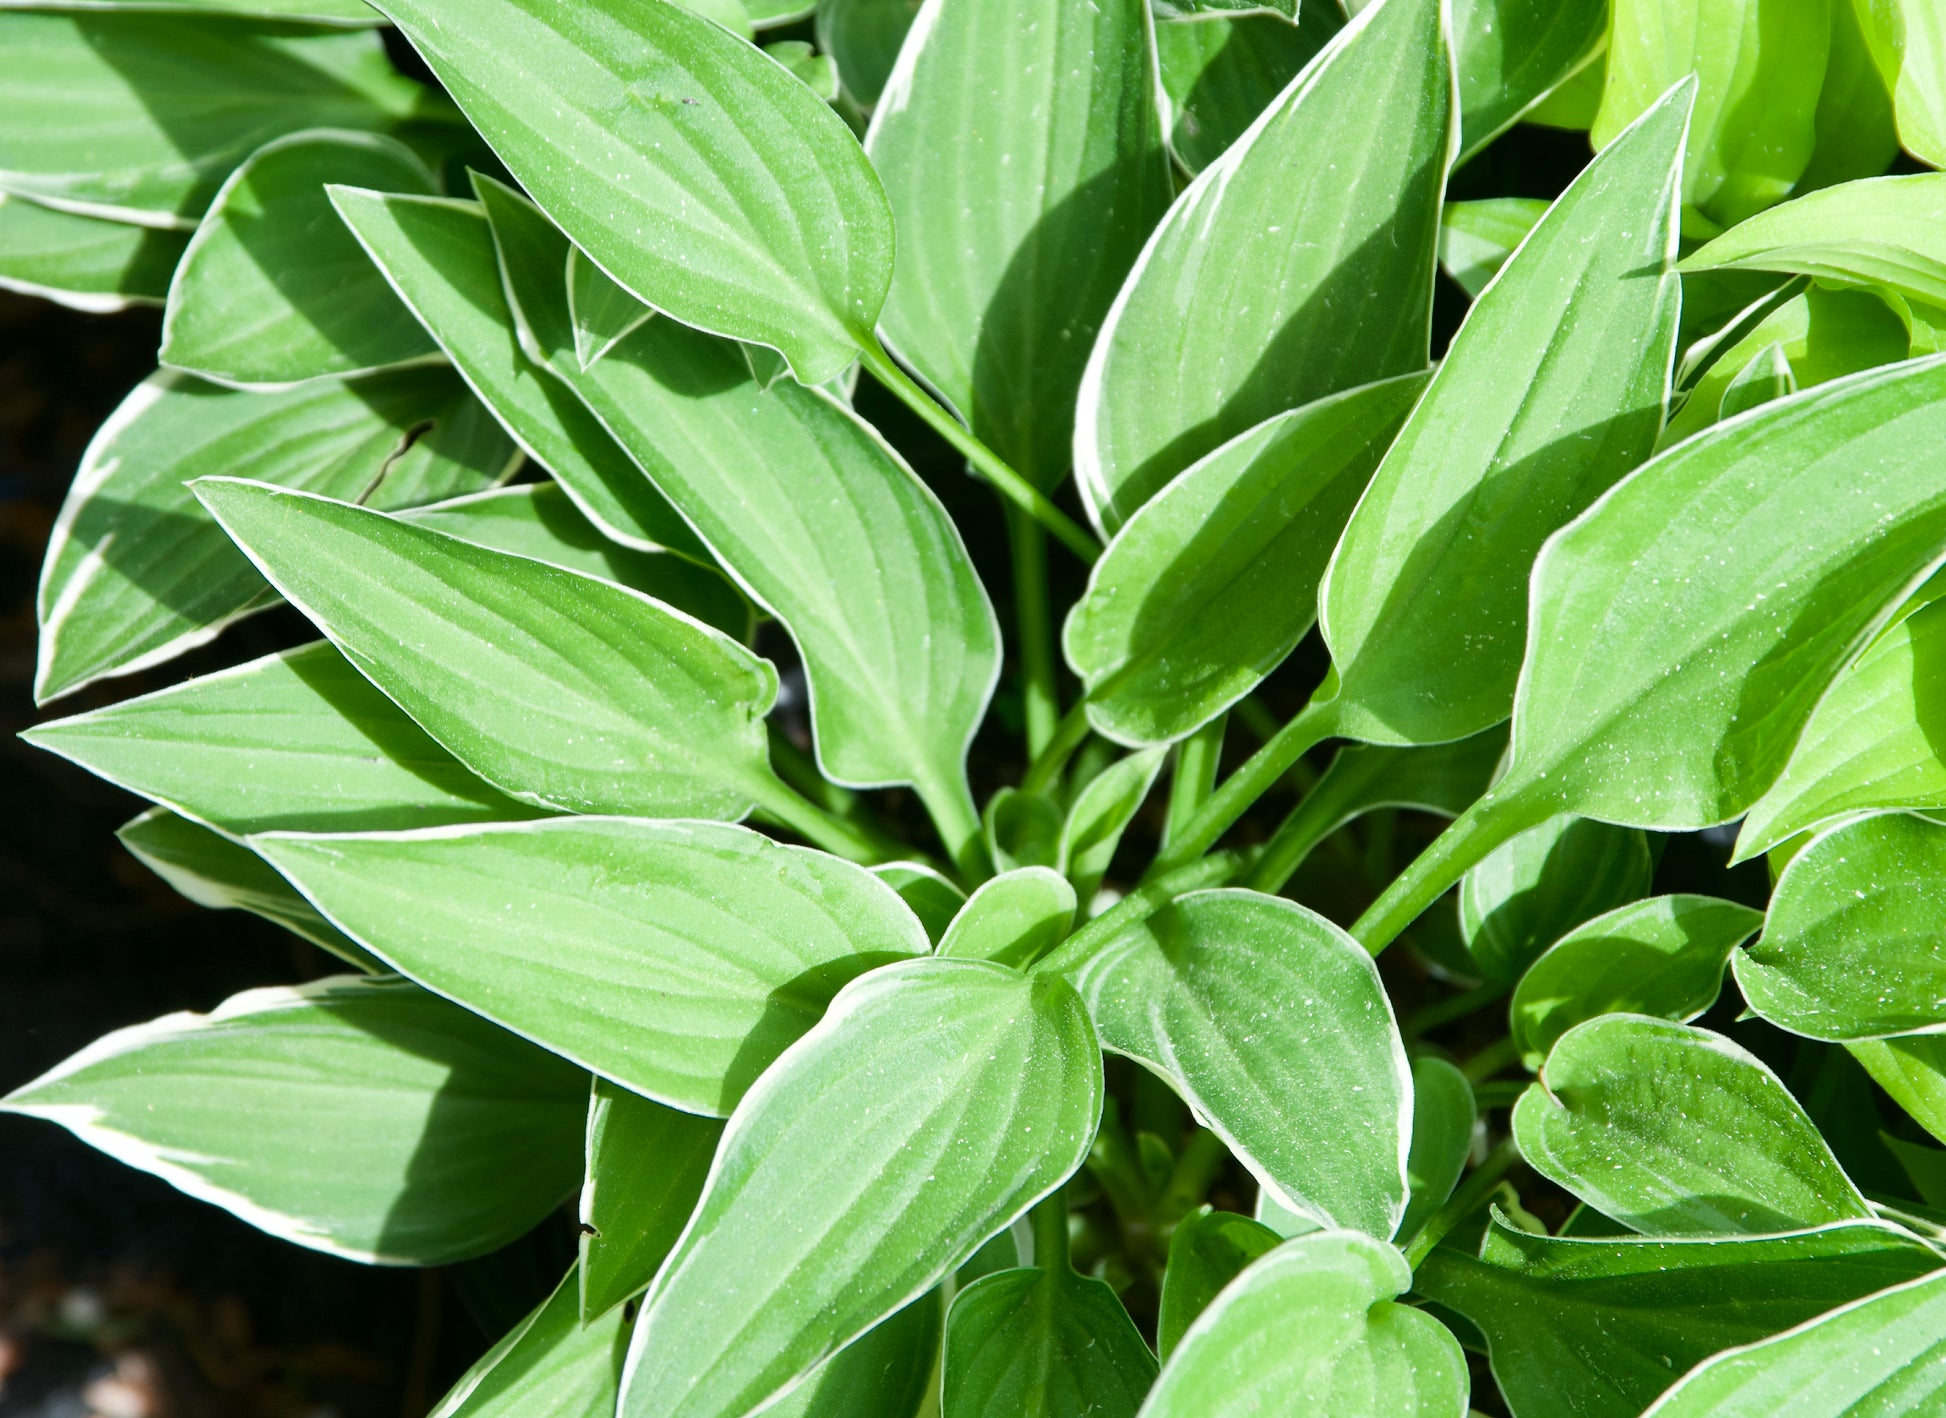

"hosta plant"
[12,0,1946,1411]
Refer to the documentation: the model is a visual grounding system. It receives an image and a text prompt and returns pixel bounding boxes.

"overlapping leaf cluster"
[8,0,1946,1411]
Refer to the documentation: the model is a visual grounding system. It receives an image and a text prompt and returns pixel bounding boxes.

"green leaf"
[193,478,782,820]
[1450,0,1607,160]
[939,868,1077,970]
[1062,747,1167,905]
[1660,283,1912,450]
[760,41,839,102]
[1153,11,1339,176]
[1801,0,1901,190]
[1484,354,1946,835]
[1737,607,1946,860]
[1318,82,1687,747]
[372,0,894,384]
[1066,374,1426,746]
[1737,813,1946,1040]
[1249,727,1506,889]
[1399,1057,1474,1244]
[1073,0,1451,533]
[620,958,1102,1418]
[1139,1230,1468,1417]
[943,1265,1155,1418]
[1851,1035,1946,1143]
[579,1079,721,1320]
[867,0,1171,485]
[26,641,537,835]
[481,182,999,830]
[1458,816,1654,983]
[1437,196,1549,298]
[1060,889,1411,1238]
[399,484,750,638]
[1526,45,1604,128]
[328,187,705,558]
[766,1295,944,1418]
[1857,0,1946,168]
[1510,895,1764,1070]
[1156,1207,1280,1363]
[1414,1216,1945,1418]
[432,1261,627,1417]
[0,191,187,311]
[160,130,440,387]
[872,862,967,945]
[0,14,424,225]
[1512,1016,1873,1235]
[1593,0,1829,227]
[0,975,585,1263]
[1645,1267,1946,1416]
[116,806,381,971]
[254,818,927,1114]
[1715,338,1797,417]
[1681,174,1946,311]
[0,0,385,22]
[985,788,1065,873]
[34,366,515,703]
[568,246,653,371]
[815,0,918,107]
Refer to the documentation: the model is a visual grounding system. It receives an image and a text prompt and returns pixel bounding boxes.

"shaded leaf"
[1851,1034,1946,1144]
[1459,815,1654,983]
[1449,0,1607,160]
[579,1079,721,1320]
[1156,1208,1280,1363]
[938,867,1076,970]
[871,863,966,945]
[0,191,187,311]
[1153,10,1339,175]
[944,1266,1156,1418]
[766,1295,944,1418]
[1399,1057,1474,1244]
[1437,196,1548,298]
[1062,747,1167,905]
[815,0,919,107]
[568,245,653,370]
[432,1261,628,1417]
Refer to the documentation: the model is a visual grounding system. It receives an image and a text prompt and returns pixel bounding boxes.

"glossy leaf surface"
[26,642,535,835]
[1513,1016,1872,1235]
[1138,1230,1467,1417]
[0,976,585,1264]
[943,1266,1156,1418]
[34,367,514,703]
[1738,813,1946,1040]
[161,131,439,386]
[868,0,1173,484]
[1319,82,1686,746]
[1067,374,1424,745]
[1416,1216,1944,1418]
[373,0,894,383]
[1064,889,1411,1238]
[622,958,1102,1418]
[255,818,927,1114]
[195,479,779,820]
[1073,0,1450,533]
[1511,895,1763,1069]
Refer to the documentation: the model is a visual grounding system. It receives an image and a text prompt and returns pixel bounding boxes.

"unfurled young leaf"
[1139,1230,1468,1416]
[1318,80,1688,748]
[567,246,653,371]
[0,192,188,311]
[867,0,1174,485]
[1073,0,1452,533]
[255,818,927,1113]
[33,367,515,703]
[1594,0,1829,227]
[1644,1268,1946,1416]
[1513,1016,1873,1235]
[371,0,894,383]
[1153,10,1339,176]
[0,976,586,1264]
[943,1265,1156,1418]
[329,187,705,557]
[620,959,1101,1418]
[480,181,999,861]
[938,867,1076,969]
[1062,747,1167,905]
[579,1079,721,1320]
[161,130,441,387]
[1416,1216,1945,1418]
[1060,889,1411,1238]
[1066,374,1425,746]
[117,806,380,971]
[1459,815,1654,983]
[1510,895,1763,1069]
[194,479,783,820]
[0,14,425,225]
[1737,813,1946,1041]
[26,641,537,835]
[1736,598,1946,859]
[431,1261,628,1418]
